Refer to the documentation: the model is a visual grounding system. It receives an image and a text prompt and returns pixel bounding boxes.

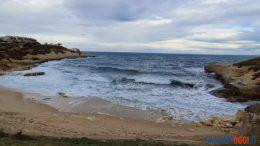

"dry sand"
[0,87,225,144]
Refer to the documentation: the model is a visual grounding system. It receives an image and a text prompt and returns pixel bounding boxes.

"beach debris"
[58,92,68,98]
[87,116,96,121]
[156,115,174,123]
[24,72,45,77]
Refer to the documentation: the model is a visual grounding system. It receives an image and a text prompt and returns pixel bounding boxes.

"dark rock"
[58,92,68,98]
[245,104,260,114]
[210,88,249,102]
[14,130,34,140]
[170,80,196,88]
[24,72,45,77]
[252,72,260,80]
[205,84,215,89]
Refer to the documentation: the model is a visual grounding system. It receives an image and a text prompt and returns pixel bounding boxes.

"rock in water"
[58,92,68,98]
[170,80,196,88]
[24,72,45,76]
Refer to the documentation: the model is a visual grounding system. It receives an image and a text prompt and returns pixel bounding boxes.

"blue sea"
[0,52,257,121]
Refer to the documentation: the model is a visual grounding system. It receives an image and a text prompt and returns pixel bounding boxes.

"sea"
[0,52,257,121]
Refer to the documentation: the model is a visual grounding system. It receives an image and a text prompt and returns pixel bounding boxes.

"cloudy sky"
[0,0,260,55]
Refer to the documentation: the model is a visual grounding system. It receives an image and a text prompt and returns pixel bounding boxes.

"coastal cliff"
[205,57,260,102]
[0,36,89,74]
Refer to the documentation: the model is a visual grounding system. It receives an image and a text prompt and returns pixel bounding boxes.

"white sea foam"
[0,54,252,121]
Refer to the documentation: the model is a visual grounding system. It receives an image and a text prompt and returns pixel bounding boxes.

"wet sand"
[23,92,170,122]
[0,87,225,144]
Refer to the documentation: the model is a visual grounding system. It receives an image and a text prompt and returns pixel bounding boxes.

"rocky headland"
[0,36,90,75]
[204,57,260,138]
[205,57,260,102]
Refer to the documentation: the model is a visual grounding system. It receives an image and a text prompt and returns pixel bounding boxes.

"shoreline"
[0,86,225,144]
[21,88,175,123]
[3,83,248,123]
[1,36,258,144]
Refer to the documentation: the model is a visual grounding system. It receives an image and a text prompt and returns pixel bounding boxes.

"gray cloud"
[0,0,259,55]
[64,0,182,21]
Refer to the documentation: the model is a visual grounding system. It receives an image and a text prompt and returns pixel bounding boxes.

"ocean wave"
[111,77,198,89]
[96,66,140,74]
[92,66,187,77]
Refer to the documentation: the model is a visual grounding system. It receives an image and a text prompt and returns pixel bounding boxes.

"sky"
[0,0,260,55]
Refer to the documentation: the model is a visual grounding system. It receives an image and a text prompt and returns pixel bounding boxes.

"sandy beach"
[0,87,225,144]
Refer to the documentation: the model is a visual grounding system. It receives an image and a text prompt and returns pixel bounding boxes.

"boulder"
[58,92,68,98]
[24,72,45,76]
[170,80,196,88]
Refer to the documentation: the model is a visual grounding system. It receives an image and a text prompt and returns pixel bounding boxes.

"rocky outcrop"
[205,57,260,102]
[201,110,246,128]
[0,36,37,44]
[200,104,260,135]
[0,36,90,74]
[245,104,260,114]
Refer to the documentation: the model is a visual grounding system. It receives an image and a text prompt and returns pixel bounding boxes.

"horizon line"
[83,50,260,56]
